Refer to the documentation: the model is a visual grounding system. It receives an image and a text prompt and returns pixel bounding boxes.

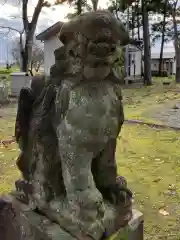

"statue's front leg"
[92,100,132,205]
[92,138,132,205]
[55,109,106,240]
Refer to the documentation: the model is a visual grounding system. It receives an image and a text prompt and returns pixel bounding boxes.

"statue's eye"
[88,43,97,54]
[69,50,75,57]
[111,44,116,52]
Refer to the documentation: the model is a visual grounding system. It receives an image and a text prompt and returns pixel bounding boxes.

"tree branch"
[0,0,8,8]
[30,0,44,34]
[22,0,29,32]
[0,26,23,34]
[0,28,10,40]
[91,0,98,11]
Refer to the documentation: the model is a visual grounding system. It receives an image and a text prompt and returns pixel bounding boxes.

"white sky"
[0,0,110,36]
[0,0,175,54]
[0,0,110,22]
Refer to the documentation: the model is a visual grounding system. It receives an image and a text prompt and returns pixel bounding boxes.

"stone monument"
[0,10,143,240]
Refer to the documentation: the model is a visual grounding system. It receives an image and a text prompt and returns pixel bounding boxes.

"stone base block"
[0,194,143,240]
[110,209,143,240]
[10,72,32,97]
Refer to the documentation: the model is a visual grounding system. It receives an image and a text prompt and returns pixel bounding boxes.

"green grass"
[0,79,180,239]
[0,142,20,193]
[0,104,19,192]
[117,124,180,240]
[123,79,180,124]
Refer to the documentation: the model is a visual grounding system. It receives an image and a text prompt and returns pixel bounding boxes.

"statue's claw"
[99,176,132,205]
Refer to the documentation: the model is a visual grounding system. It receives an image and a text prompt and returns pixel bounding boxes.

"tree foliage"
[65,0,100,19]
[11,39,44,74]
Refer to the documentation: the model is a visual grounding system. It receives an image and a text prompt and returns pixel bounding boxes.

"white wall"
[44,35,63,75]
[130,51,142,76]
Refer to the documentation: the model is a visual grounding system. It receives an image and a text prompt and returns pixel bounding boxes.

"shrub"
[151,70,168,77]
[0,69,12,75]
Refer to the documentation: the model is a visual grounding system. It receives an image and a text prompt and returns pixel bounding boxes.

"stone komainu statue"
[14,10,132,240]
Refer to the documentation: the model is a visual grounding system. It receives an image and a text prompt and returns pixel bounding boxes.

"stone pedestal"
[10,72,32,97]
[0,195,143,240]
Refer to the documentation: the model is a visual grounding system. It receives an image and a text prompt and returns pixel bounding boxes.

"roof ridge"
[36,21,64,41]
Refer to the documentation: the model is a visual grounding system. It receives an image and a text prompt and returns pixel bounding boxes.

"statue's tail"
[15,88,34,148]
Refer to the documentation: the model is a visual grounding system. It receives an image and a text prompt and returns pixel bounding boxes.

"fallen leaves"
[159,208,170,216]
[0,138,15,147]
[168,184,176,191]
[153,177,163,183]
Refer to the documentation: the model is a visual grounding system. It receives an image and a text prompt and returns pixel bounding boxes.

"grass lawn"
[0,78,180,239]
[123,78,180,124]
[117,124,180,240]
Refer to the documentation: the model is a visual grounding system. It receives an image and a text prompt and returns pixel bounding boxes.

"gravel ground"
[152,102,180,128]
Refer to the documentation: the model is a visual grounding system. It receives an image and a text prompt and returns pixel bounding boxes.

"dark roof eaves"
[36,21,64,41]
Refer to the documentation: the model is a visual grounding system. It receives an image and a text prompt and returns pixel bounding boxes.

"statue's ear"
[59,22,75,44]
[59,32,72,45]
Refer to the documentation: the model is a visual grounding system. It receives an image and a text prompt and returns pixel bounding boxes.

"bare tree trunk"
[158,30,165,76]
[172,1,180,83]
[125,7,130,78]
[91,0,99,11]
[135,0,142,76]
[21,52,28,72]
[136,2,140,40]
[142,0,152,85]
[175,51,180,82]
[76,0,83,14]
[131,5,136,39]
[21,0,44,73]
[158,0,167,76]
[21,34,33,73]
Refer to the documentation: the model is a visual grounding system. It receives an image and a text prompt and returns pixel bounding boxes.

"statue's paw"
[115,186,133,205]
[115,176,133,203]
[100,183,132,205]
[116,182,133,197]
[116,176,127,188]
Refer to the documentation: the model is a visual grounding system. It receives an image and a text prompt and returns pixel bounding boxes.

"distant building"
[151,51,176,75]
[126,45,142,77]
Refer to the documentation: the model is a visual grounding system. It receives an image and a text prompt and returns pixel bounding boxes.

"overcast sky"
[0,0,175,63]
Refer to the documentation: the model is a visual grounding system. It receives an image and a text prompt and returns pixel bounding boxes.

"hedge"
[0,69,12,74]
[151,70,168,77]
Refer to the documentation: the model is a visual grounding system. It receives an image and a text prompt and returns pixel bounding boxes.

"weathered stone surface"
[0,194,76,240]
[0,195,143,240]
[13,10,135,240]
